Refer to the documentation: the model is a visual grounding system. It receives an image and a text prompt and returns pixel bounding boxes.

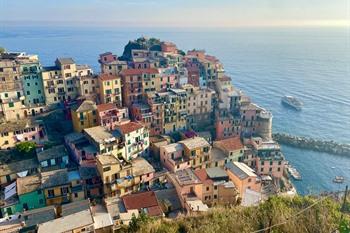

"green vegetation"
[15,141,37,156]
[0,47,5,54]
[120,37,162,61]
[124,196,349,233]
[177,49,186,56]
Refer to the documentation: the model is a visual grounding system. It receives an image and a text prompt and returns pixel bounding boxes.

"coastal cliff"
[273,133,350,156]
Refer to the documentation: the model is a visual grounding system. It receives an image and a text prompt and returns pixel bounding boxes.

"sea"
[0,25,349,195]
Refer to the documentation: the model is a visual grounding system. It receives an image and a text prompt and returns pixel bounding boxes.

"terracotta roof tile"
[194,169,213,185]
[117,122,143,135]
[99,73,119,81]
[96,103,117,112]
[215,136,243,151]
[122,191,163,217]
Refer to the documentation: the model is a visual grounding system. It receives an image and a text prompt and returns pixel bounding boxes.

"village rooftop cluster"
[0,37,292,233]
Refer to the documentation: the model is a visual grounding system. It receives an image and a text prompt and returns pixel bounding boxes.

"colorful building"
[96,103,130,130]
[71,100,98,133]
[160,137,211,172]
[116,121,149,160]
[120,68,159,108]
[99,52,128,75]
[98,73,122,106]
[193,167,238,206]
[213,136,244,162]
[224,162,261,200]
[96,154,154,197]
[36,145,69,172]
[42,58,92,106]
[0,119,47,150]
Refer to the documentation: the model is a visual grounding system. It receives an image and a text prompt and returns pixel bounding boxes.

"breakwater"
[273,133,350,156]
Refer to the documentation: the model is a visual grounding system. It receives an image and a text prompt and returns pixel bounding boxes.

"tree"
[15,141,37,156]
[0,47,5,54]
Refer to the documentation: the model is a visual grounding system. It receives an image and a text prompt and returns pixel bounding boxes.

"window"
[248,178,252,182]
[48,189,55,198]
[214,195,217,199]
[61,187,69,195]
[206,186,209,191]
[103,166,111,172]
[37,190,42,195]
[214,186,217,190]
[74,193,78,198]
[8,102,14,108]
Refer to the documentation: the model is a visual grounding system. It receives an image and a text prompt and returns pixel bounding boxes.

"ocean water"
[1,26,349,195]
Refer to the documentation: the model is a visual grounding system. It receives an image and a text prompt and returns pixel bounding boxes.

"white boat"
[287,165,302,180]
[333,176,344,183]
[281,95,303,111]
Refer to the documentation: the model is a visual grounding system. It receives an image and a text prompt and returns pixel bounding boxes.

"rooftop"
[38,209,94,233]
[84,126,122,144]
[16,174,41,195]
[99,73,119,81]
[131,157,155,176]
[36,145,68,162]
[117,121,144,135]
[72,100,97,113]
[122,191,163,217]
[0,158,38,177]
[225,162,257,180]
[96,103,118,112]
[214,136,243,152]
[79,166,99,180]
[56,57,75,65]
[0,119,41,134]
[62,199,90,217]
[22,205,56,228]
[173,168,201,186]
[179,137,210,150]
[96,154,120,166]
[206,167,228,180]
[194,169,213,185]
[161,143,183,154]
[41,169,69,189]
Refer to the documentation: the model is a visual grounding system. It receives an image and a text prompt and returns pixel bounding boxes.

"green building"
[0,175,45,217]
[20,59,45,106]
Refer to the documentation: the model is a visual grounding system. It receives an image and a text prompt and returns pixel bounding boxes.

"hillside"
[122,195,350,233]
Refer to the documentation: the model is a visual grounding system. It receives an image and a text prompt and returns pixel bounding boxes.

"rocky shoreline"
[272,133,350,156]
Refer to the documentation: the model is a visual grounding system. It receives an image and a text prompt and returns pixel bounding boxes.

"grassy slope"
[124,196,350,233]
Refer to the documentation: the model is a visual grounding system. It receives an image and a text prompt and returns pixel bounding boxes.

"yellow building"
[157,89,188,134]
[96,154,155,197]
[98,73,122,106]
[83,126,126,159]
[41,169,84,206]
[42,58,92,106]
[182,84,215,128]
[71,100,98,133]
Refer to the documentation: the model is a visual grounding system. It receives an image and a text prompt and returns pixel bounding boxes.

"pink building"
[96,103,130,130]
[159,68,178,90]
[64,132,97,166]
[99,52,117,64]
[187,50,206,60]
[186,64,200,87]
[161,42,178,54]
[247,137,286,179]
[130,103,152,130]
[215,112,241,140]
[160,143,190,172]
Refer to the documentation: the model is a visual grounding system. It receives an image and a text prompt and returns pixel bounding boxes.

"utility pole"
[340,185,348,222]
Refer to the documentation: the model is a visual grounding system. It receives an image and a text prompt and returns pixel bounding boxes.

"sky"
[0,0,349,27]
